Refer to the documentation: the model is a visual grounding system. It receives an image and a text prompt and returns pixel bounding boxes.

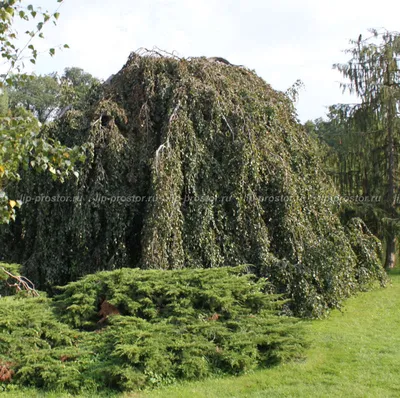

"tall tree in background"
[306,107,377,199]
[333,29,400,269]
[60,67,100,109]
[7,73,61,123]
[6,68,100,123]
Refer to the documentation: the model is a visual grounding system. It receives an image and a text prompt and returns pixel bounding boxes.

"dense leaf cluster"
[0,106,86,223]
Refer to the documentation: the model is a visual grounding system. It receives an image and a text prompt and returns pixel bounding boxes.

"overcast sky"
[17,0,400,122]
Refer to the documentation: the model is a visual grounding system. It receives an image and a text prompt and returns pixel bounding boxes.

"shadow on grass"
[387,267,400,277]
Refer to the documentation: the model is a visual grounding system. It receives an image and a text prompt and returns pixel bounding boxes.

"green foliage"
[5,68,101,123]
[0,266,304,393]
[259,217,387,318]
[60,67,101,110]
[55,266,282,328]
[0,0,66,81]
[0,51,386,316]
[0,88,8,116]
[332,29,400,268]
[0,295,93,393]
[0,2,89,225]
[345,218,386,287]
[7,73,61,123]
[0,106,88,223]
[133,270,400,398]
[0,261,19,277]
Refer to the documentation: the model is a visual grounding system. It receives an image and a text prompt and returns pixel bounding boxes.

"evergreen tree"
[333,29,400,269]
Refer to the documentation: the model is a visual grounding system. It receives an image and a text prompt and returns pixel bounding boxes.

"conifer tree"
[334,29,400,269]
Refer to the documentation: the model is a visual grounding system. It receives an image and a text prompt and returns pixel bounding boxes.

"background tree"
[60,67,100,109]
[325,29,400,269]
[306,107,388,241]
[7,73,61,123]
[5,67,101,123]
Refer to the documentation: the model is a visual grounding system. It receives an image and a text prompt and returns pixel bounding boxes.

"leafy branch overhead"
[0,106,87,223]
[0,1,90,224]
[0,0,68,84]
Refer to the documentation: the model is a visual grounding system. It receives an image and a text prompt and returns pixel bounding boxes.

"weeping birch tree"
[334,29,400,269]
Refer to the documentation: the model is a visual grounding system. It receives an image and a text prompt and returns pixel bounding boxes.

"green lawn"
[2,270,400,398]
[129,269,400,398]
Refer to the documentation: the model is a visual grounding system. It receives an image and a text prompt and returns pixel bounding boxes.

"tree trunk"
[384,70,397,270]
[384,137,396,269]
[385,232,397,269]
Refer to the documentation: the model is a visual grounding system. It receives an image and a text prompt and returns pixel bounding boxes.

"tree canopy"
[0,51,386,317]
[60,67,100,108]
[5,67,101,123]
[7,73,60,123]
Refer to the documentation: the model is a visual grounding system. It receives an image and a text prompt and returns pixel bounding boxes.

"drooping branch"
[0,267,39,297]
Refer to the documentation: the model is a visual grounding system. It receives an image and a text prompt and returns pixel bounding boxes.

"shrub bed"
[0,266,304,393]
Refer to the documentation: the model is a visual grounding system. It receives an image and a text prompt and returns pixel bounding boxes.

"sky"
[12,0,400,122]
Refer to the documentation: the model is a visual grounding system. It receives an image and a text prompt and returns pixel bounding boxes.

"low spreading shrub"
[0,266,304,393]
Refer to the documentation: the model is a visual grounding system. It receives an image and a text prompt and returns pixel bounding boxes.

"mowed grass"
[2,270,400,398]
[129,269,400,398]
